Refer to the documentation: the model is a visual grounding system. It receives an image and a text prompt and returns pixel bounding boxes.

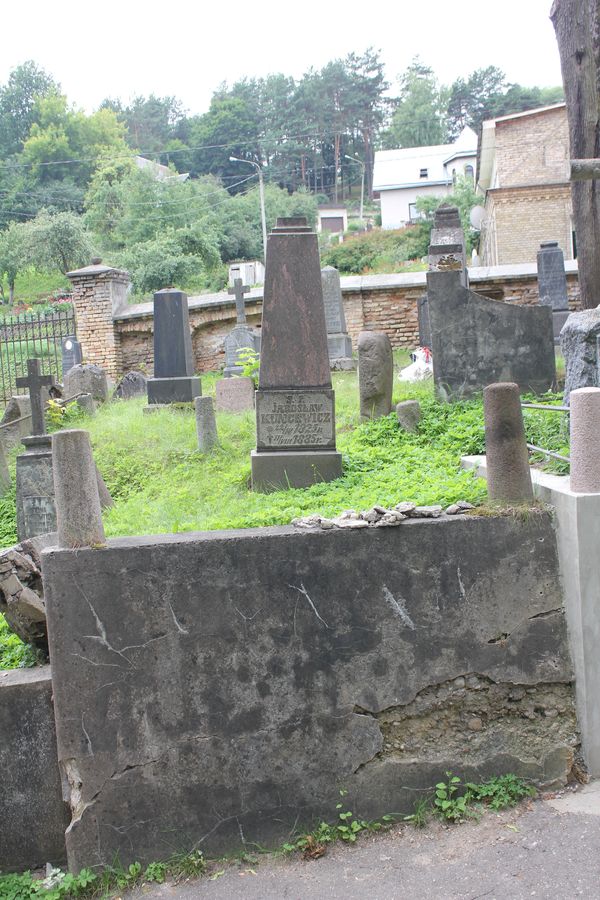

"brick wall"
[494,105,569,187]
[67,264,129,381]
[111,268,580,376]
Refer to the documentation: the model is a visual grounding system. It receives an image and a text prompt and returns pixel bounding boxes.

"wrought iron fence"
[0,306,76,404]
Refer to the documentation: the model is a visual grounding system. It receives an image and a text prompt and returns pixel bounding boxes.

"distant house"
[372,127,478,229]
[317,204,348,234]
[477,104,572,265]
[135,156,189,183]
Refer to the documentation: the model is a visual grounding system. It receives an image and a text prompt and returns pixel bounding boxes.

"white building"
[317,204,348,234]
[135,156,189,183]
[372,127,478,229]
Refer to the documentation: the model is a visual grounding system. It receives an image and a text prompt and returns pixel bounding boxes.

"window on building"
[408,203,419,222]
[419,168,428,178]
[465,164,474,180]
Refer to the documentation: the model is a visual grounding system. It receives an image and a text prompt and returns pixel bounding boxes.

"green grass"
[1,268,70,308]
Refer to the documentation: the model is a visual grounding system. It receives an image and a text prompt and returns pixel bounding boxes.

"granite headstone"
[560,308,600,403]
[147,289,201,405]
[223,279,260,377]
[358,331,393,420]
[61,335,83,379]
[321,266,354,368]
[251,218,342,490]
[537,241,570,343]
[419,204,469,346]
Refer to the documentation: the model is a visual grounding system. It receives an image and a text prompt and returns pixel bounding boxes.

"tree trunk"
[551,0,600,308]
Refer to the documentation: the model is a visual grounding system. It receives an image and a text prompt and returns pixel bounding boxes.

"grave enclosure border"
[66,263,581,380]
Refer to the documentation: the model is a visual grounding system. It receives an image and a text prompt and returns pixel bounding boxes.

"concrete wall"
[41,513,577,871]
[0,666,68,871]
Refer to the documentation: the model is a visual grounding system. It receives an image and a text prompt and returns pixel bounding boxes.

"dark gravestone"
[147,289,201,405]
[251,218,342,490]
[417,294,431,347]
[537,241,570,344]
[113,371,147,400]
[321,266,353,366]
[61,335,82,378]
[15,360,56,541]
[427,271,556,401]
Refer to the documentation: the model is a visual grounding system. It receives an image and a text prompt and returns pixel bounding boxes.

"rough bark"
[551,0,600,308]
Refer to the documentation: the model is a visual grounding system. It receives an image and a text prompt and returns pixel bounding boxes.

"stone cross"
[228,278,250,324]
[16,358,55,436]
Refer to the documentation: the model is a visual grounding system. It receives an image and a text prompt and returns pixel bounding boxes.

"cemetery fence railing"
[0,306,76,404]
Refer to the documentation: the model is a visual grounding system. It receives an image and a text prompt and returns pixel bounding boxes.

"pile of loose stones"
[292,500,475,530]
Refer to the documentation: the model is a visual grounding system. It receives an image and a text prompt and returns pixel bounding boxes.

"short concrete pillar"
[195,397,218,452]
[483,382,533,502]
[52,429,105,548]
[570,387,600,492]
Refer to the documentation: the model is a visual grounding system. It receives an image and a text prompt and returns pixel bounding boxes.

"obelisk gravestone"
[251,218,342,491]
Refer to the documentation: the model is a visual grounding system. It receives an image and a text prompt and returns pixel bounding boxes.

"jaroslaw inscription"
[256,390,335,450]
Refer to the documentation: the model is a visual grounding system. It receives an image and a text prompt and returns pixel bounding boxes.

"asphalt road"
[127,785,600,900]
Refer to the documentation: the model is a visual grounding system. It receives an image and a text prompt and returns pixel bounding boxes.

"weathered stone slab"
[321,266,347,335]
[0,666,68,871]
[41,512,575,870]
[16,436,55,541]
[223,324,259,378]
[195,397,218,452]
[0,394,32,449]
[560,308,600,402]
[428,205,468,286]
[396,400,421,432]
[358,331,393,420]
[427,270,556,400]
[64,364,109,404]
[538,241,569,311]
[255,389,336,450]
[215,377,254,412]
[61,335,83,378]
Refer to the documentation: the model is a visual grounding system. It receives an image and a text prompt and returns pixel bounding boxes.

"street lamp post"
[344,154,366,225]
[229,156,267,263]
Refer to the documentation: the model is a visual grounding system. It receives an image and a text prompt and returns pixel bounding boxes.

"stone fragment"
[375,511,407,527]
[410,505,443,518]
[569,387,600,492]
[76,393,96,416]
[0,395,32,449]
[396,400,421,432]
[483,382,534,502]
[114,371,148,400]
[0,534,55,651]
[64,364,109,404]
[52,429,105,549]
[468,717,483,732]
[456,500,475,510]
[358,331,393,421]
[333,517,369,529]
[195,397,218,453]
[339,509,359,519]
[561,308,600,402]
[395,501,416,514]
[361,507,385,523]
[445,504,461,515]
[216,377,255,413]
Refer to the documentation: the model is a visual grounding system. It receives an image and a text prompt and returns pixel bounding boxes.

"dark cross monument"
[229,278,250,324]
[146,289,202,405]
[15,359,56,539]
[223,279,260,378]
[251,217,342,491]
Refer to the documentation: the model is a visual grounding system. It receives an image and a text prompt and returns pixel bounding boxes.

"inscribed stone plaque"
[21,496,56,538]
[321,266,346,335]
[255,389,335,450]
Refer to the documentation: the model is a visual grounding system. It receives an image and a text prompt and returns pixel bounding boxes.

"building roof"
[477,103,566,192]
[373,126,477,192]
[135,156,189,183]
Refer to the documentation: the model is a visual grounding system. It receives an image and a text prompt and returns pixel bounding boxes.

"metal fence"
[0,307,76,404]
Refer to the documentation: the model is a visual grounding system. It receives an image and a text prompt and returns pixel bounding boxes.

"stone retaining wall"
[39,511,577,872]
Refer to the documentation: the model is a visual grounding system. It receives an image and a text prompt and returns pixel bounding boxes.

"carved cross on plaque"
[228,277,251,324]
[16,358,55,436]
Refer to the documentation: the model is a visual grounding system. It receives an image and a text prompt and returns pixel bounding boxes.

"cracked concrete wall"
[0,666,68,871]
[40,512,577,871]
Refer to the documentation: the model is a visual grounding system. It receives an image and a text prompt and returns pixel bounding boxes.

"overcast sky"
[3,0,562,114]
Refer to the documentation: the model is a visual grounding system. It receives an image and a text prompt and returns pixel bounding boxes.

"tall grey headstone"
[420,204,469,346]
[15,359,56,541]
[251,218,342,491]
[147,289,202,405]
[321,266,354,368]
[537,241,570,344]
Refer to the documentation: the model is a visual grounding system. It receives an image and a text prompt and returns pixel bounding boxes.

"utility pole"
[229,156,267,263]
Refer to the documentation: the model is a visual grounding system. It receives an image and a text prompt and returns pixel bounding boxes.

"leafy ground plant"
[406,773,536,826]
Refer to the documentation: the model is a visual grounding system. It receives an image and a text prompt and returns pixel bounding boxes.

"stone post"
[195,397,218,452]
[66,259,130,382]
[483,382,534,502]
[358,331,393,420]
[52,429,105,548]
[570,387,600,492]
